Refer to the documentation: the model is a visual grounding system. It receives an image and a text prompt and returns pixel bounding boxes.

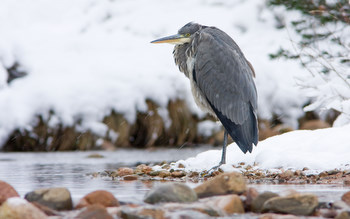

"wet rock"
[335,211,350,219]
[333,200,349,209]
[194,172,246,198]
[0,197,47,219]
[76,204,113,219]
[163,202,221,217]
[144,183,198,204]
[259,213,300,219]
[158,170,171,178]
[262,193,318,216]
[119,206,165,219]
[245,187,259,211]
[31,202,60,216]
[318,208,338,218]
[75,190,119,209]
[201,194,245,214]
[134,164,152,175]
[123,175,139,181]
[279,170,294,180]
[87,153,104,158]
[342,191,350,206]
[166,209,213,219]
[252,191,279,213]
[171,170,186,178]
[0,180,20,205]
[118,167,134,177]
[25,187,73,211]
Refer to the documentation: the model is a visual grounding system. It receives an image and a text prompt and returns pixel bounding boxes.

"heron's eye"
[185,33,191,37]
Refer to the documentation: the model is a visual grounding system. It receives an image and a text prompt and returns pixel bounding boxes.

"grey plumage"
[152,22,258,166]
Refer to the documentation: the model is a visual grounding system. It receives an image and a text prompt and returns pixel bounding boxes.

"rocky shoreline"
[1,166,350,219]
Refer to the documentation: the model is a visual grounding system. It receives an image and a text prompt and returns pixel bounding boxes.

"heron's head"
[151,22,202,45]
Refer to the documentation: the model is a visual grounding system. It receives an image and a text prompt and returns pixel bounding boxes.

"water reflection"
[0,147,213,202]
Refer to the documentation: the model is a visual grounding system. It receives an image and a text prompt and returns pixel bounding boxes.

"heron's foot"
[205,162,225,176]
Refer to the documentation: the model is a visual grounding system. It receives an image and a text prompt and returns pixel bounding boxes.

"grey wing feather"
[194,27,258,151]
[194,28,257,124]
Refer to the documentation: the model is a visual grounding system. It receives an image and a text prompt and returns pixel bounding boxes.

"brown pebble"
[0,181,20,205]
[76,190,119,209]
[123,175,139,181]
[177,163,185,168]
[118,167,134,177]
[135,164,153,174]
[76,204,113,219]
[341,191,350,206]
[158,170,171,178]
[171,171,186,178]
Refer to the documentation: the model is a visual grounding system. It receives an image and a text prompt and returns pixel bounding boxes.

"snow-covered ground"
[0,0,311,147]
[170,124,350,172]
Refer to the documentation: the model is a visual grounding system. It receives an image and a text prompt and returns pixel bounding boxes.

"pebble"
[75,190,119,209]
[335,211,350,219]
[163,202,221,217]
[25,187,73,211]
[194,172,246,198]
[158,170,171,178]
[144,182,198,204]
[76,204,113,219]
[0,197,47,219]
[119,206,165,219]
[262,193,318,216]
[342,191,350,206]
[252,191,279,213]
[117,167,134,176]
[171,170,186,178]
[135,164,152,175]
[123,175,139,181]
[0,180,20,205]
[244,187,259,211]
[201,194,245,214]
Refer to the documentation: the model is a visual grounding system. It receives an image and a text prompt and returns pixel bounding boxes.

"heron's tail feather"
[210,102,258,153]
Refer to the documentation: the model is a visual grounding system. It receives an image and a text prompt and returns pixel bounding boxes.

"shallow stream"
[0,146,348,204]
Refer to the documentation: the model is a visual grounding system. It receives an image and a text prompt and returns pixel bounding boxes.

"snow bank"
[174,124,350,172]
[0,0,309,147]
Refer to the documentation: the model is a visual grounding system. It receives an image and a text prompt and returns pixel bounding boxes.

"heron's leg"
[219,130,228,165]
[207,130,228,174]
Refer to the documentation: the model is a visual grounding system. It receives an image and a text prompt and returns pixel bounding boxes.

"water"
[0,146,348,204]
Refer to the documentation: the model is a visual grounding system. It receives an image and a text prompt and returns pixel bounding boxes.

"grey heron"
[151,22,258,168]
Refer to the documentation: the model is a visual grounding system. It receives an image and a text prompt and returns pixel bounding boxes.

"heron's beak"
[151,34,190,45]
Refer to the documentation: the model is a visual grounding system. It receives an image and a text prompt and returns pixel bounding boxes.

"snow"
[171,124,350,172]
[7,197,28,206]
[0,0,311,147]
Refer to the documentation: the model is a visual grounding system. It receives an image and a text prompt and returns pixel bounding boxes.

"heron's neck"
[173,43,192,78]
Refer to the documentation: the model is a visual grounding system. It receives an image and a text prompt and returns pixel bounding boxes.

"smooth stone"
[144,183,198,204]
[119,206,165,219]
[0,197,47,219]
[335,211,350,219]
[25,187,73,211]
[200,194,245,214]
[118,167,134,177]
[0,180,20,205]
[163,202,221,217]
[244,187,259,211]
[194,172,246,198]
[76,204,113,219]
[75,190,120,209]
[262,193,318,216]
[342,191,350,206]
[252,192,279,213]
